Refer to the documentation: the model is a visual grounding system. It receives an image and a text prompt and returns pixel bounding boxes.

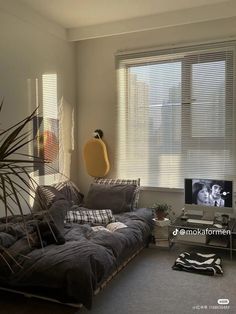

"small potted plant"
[152,203,172,221]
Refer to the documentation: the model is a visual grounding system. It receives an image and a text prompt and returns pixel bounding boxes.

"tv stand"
[202,208,215,221]
[169,214,236,259]
[187,218,214,225]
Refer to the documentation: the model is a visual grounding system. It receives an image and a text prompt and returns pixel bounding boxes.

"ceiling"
[19,0,230,29]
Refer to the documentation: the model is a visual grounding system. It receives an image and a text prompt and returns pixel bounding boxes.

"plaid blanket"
[65,208,115,225]
[172,252,223,276]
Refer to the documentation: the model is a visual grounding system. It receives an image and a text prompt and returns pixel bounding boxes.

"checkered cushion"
[94,178,140,210]
[65,207,115,225]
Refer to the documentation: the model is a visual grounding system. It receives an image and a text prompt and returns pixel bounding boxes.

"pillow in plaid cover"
[94,178,140,210]
[65,208,115,225]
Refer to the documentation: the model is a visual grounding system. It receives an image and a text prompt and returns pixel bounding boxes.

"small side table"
[169,215,236,259]
[151,218,171,248]
[230,222,236,258]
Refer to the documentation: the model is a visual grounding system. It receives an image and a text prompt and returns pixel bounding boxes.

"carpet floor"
[0,245,235,314]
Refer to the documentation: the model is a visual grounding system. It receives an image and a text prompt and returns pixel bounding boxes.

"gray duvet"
[0,208,152,309]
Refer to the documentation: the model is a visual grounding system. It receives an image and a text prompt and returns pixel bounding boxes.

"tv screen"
[185,178,233,208]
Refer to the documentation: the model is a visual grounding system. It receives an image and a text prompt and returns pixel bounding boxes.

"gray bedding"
[0,208,152,309]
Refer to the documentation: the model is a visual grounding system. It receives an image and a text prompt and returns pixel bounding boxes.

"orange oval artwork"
[83,138,110,177]
[38,130,59,162]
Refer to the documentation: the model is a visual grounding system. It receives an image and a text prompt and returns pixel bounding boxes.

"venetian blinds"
[41,73,59,177]
[42,73,58,120]
[116,42,235,189]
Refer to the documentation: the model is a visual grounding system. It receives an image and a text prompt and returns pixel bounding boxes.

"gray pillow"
[94,178,140,209]
[0,223,25,240]
[33,186,65,212]
[85,183,137,214]
[54,181,84,206]
[0,232,16,248]
[32,181,84,212]
[48,200,70,234]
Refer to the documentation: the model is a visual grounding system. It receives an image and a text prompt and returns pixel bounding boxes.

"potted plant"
[0,100,49,270]
[151,203,172,220]
[0,101,44,218]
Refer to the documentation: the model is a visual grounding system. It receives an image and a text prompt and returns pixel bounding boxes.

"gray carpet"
[0,246,235,314]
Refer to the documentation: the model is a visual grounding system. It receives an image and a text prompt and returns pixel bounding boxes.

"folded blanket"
[172,252,223,276]
[65,208,115,225]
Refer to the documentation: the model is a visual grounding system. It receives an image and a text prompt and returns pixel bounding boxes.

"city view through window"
[118,48,234,188]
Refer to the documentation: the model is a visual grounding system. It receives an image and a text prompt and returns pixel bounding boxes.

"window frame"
[117,43,236,189]
[181,51,234,149]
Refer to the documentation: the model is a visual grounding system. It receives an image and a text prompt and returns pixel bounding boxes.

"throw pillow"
[54,180,84,206]
[32,180,84,212]
[65,208,115,226]
[94,178,140,210]
[0,232,16,248]
[85,183,137,214]
[48,200,70,234]
[32,185,65,212]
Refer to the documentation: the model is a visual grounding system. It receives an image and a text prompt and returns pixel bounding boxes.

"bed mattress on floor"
[0,208,152,309]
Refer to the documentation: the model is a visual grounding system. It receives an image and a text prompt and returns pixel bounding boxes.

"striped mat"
[172,252,223,276]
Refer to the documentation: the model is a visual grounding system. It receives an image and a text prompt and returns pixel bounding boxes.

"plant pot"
[156,211,166,220]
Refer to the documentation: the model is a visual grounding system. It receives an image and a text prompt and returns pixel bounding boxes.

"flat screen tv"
[185,178,233,219]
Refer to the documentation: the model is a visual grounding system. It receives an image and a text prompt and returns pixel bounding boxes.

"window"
[41,73,59,174]
[33,73,59,183]
[117,43,235,189]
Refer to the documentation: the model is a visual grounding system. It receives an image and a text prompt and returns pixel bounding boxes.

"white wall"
[76,17,236,213]
[0,7,77,215]
[1,5,235,215]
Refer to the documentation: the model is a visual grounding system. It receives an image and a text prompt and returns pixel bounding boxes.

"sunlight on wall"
[39,73,59,185]
[26,74,75,208]
[27,74,59,188]
[42,73,58,120]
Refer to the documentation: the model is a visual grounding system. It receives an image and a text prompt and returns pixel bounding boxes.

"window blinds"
[42,73,58,120]
[41,73,59,177]
[117,43,235,189]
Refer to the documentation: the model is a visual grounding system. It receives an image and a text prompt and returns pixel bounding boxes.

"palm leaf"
[2,176,33,213]
[1,177,8,225]
[1,245,23,269]
[5,175,29,239]
[0,251,14,273]
[4,170,35,207]
[3,132,32,156]
[0,110,36,158]
[0,193,15,216]
[0,106,37,137]
[0,98,4,112]
[0,101,64,270]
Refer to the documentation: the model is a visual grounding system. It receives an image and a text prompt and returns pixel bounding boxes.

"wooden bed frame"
[0,246,144,309]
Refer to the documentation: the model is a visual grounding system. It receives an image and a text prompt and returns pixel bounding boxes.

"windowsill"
[140,186,184,193]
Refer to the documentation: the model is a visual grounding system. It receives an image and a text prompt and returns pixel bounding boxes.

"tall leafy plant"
[0,100,45,227]
[0,101,65,273]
